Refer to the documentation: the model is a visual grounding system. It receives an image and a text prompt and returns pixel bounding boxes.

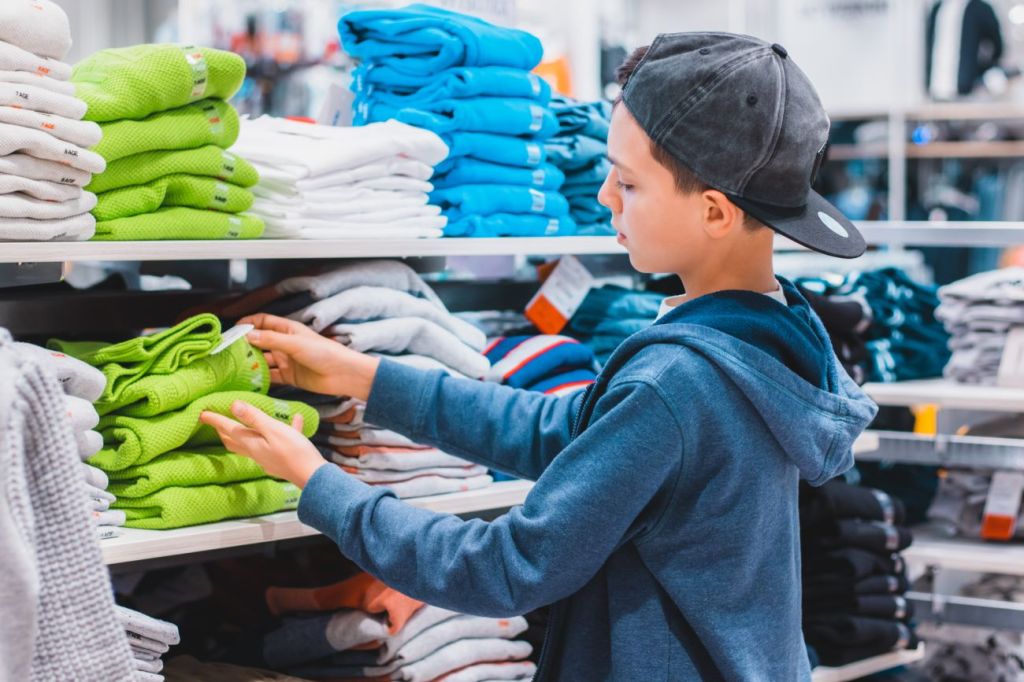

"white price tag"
[211,324,253,355]
[525,256,594,334]
[982,470,1024,540]
[997,327,1024,387]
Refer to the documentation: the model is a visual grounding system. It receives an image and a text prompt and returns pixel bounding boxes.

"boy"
[202,33,878,680]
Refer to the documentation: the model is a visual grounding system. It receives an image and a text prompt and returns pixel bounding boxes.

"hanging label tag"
[211,324,253,355]
[525,255,594,334]
[528,73,542,97]
[981,470,1024,540]
[220,151,237,180]
[532,168,546,187]
[526,143,542,166]
[181,45,209,101]
[529,188,546,213]
[226,215,243,239]
[211,182,230,207]
[528,105,545,133]
[281,482,301,508]
[997,327,1024,387]
[201,100,224,135]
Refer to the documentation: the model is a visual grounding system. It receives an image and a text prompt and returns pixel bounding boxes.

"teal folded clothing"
[563,158,611,187]
[339,3,543,75]
[545,135,608,171]
[444,213,576,238]
[550,95,611,141]
[436,132,545,170]
[432,159,564,190]
[431,185,568,221]
[363,98,558,138]
[353,64,551,102]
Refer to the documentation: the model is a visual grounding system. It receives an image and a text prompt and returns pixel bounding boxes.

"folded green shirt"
[115,478,300,530]
[49,314,221,404]
[87,146,259,194]
[94,174,254,221]
[90,391,319,471]
[97,338,269,417]
[92,207,264,241]
[92,98,239,163]
[73,44,245,122]
[108,447,270,498]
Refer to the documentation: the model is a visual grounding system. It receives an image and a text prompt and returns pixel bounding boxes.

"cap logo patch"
[817,211,848,238]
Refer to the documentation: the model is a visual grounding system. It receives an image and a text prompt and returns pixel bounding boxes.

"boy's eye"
[616,181,634,191]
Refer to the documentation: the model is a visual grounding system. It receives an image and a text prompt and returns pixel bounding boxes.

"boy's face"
[598,105,707,275]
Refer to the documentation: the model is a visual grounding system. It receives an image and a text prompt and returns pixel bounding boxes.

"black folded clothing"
[803,548,904,584]
[803,572,909,601]
[804,615,917,667]
[804,519,913,554]
[804,594,913,621]
[801,480,906,529]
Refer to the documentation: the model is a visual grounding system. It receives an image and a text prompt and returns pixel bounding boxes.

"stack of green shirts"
[71,44,264,240]
[49,314,319,529]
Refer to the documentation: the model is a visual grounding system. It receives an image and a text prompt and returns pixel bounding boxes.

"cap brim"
[727,190,867,259]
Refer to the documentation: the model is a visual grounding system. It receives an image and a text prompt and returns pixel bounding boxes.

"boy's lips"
[616,231,627,244]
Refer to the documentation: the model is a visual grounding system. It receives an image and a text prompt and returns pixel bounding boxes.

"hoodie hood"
[581,277,877,486]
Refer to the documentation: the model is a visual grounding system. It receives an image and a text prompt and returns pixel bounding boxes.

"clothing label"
[870,521,900,551]
[225,215,242,239]
[532,168,546,186]
[281,483,301,508]
[981,470,1024,540]
[201,100,224,136]
[871,489,896,525]
[211,182,230,207]
[529,188,546,213]
[211,324,253,355]
[317,82,355,127]
[528,74,542,97]
[526,143,542,165]
[220,151,237,180]
[997,327,1024,387]
[181,46,209,101]
[544,219,559,236]
[525,255,594,334]
[528,105,544,133]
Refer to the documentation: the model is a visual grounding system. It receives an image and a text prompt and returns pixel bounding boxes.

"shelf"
[857,221,1024,247]
[827,143,888,160]
[863,378,1024,411]
[856,430,1024,470]
[100,480,533,566]
[907,140,1024,159]
[904,530,1024,576]
[811,645,924,682]
[907,102,1024,121]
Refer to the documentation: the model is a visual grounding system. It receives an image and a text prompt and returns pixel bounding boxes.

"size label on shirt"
[982,470,1024,540]
[525,255,594,334]
[997,327,1024,387]
[181,45,209,101]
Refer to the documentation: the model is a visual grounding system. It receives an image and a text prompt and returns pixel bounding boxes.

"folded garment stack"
[116,605,180,681]
[71,43,263,240]
[0,0,104,241]
[341,4,574,238]
[801,479,917,667]
[567,285,663,364]
[797,267,949,383]
[936,267,1024,384]
[545,95,613,235]
[484,335,598,396]
[48,314,319,529]
[257,572,536,680]
[232,116,449,239]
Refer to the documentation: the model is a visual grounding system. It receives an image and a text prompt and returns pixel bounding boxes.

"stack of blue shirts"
[340,3,575,238]
[484,334,598,395]
[568,285,663,363]
[546,95,613,235]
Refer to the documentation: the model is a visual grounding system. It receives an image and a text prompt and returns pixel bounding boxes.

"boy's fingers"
[200,411,248,440]
[291,414,304,432]
[246,329,304,355]
[231,401,285,434]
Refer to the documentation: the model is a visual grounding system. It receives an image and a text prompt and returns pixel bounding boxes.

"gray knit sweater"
[0,329,134,681]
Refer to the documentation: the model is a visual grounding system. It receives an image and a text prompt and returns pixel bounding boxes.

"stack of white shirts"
[0,1,104,241]
[116,605,180,682]
[937,267,1024,384]
[231,116,448,239]
[16,342,126,538]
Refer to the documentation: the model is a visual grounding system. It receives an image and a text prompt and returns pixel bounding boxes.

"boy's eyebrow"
[607,155,633,174]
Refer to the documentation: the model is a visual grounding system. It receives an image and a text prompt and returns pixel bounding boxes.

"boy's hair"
[615,46,763,229]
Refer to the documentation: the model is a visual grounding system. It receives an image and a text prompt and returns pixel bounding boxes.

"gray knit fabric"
[0,329,135,681]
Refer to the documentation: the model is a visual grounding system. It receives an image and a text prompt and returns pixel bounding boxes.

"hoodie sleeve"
[299,377,682,617]
[362,358,585,481]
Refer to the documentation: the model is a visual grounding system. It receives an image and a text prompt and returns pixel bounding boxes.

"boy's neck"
[677,259,778,301]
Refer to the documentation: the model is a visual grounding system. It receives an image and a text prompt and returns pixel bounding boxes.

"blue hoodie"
[297,277,878,680]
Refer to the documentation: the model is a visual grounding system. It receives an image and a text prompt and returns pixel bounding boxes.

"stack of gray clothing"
[937,267,1024,384]
[16,341,125,538]
[0,329,135,681]
[116,605,180,681]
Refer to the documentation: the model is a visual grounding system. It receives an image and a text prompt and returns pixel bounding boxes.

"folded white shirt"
[0,82,85,118]
[76,429,104,460]
[373,353,472,378]
[82,463,110,491]
[940,267,1024,305]
[252,199,438,223]
[384,615,528,667]
[0,152,91,186]
[331,449,474,472]
[15,340,107,401]
[253,166,434,197]
[344,465,489,484]
[0,1,72,60]
[235,117,447,178]
[326,428,422,448]
[0,69,75,95]
[355,636,529,682]
[0,190,96,219]
[0,121,106,173]
[442,661,537,682]
[277,259,444,306]
[0,173,81,201]
[0,213,96,241]
[115,606,181,646]
[0,106,102,147]
[0,40,71,80]
[297,158,434,187]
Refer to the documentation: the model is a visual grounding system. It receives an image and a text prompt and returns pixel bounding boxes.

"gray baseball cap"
[620,32,866,259]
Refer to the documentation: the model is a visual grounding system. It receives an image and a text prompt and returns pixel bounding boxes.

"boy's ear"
[700,189,745,239]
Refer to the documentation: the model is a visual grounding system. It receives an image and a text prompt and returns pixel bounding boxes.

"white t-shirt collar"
[657,285,787,320]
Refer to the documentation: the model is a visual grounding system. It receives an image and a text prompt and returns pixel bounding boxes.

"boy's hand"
[239,313,380,400]
[200,401,326,488]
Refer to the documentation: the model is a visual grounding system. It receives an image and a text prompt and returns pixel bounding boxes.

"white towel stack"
[231,116,449,239]
[116,606,180,682]
[937,267,1024,384]
[0,0,104,241]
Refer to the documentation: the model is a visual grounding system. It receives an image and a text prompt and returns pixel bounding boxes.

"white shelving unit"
[811,646,925,682]
[863,378,1024,412]
[904,531,1024,576]
[102,480,533,565]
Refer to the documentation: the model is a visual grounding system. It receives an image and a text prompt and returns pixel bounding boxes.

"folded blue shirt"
[545,135,608,171]
[363,98,558,138]
[444,213,577,238]
[564,158,611,187]
[550,95,611,141]
[575,223,615,236]
[432,184,568,221]
[354,64,551,102]
[437,132,546,169]
[486,335,597,389]
[433,158,564,190]
[339,4,543,75]
[562,182,604,199]
[525,368,597,394]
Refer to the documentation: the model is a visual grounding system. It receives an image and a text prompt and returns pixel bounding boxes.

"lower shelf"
[903,530,1024,576]
[100,480,534,566]
[811,645,925,682]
